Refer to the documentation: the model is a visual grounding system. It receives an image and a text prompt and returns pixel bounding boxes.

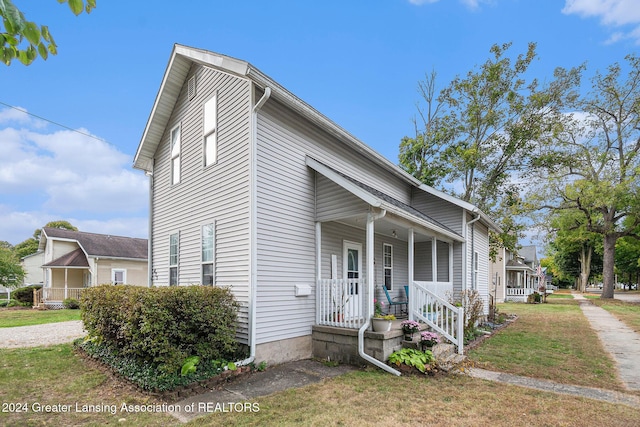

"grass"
[590,298,640,332]
[1,346,638,427]
[190,370,640,426]
[0,344,177,427]
[468,299,622,391]
[2,299,639,426]
[0,308,82,327]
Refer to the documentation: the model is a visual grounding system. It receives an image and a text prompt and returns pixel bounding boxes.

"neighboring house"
[21,251,45,286]
[133,44,500,369]
[499,245,548,302]
[489,246,510,304]
[37,227,148,308]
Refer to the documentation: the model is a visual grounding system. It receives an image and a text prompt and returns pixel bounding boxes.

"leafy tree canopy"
[0,0,95,65]
[0,246,24,289]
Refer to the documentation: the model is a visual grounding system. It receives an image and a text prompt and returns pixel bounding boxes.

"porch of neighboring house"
[504,261,538,302]
[35,248,90,309]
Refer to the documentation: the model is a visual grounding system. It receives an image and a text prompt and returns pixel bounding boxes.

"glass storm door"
[343,241,363,320]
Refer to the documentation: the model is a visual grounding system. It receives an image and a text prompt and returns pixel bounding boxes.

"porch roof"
[505,259,533,272]
[43,248,90,268]
[307,157,465,242]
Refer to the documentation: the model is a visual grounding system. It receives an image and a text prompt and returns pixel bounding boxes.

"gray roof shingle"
[42,228,147,260]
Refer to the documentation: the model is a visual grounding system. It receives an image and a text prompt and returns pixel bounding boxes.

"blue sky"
[1,0,638,245]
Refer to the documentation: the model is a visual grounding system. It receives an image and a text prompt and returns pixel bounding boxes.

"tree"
[399,43,581,259]
[0,246,24,289]
[548,209,602,292]
[532,54,640,299]
[615,236,640,290]
[1,0,95,65]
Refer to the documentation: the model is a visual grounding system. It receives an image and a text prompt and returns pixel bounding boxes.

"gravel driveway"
[0,320,85,348]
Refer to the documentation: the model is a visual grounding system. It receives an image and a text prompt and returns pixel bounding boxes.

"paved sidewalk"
[573,293,640,391]
[467,368,640,407]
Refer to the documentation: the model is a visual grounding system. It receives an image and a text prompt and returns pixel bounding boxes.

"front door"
[343,241,363,321]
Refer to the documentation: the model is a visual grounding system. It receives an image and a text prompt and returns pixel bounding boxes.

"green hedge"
[80,285,239,374]
[11,285,42,305]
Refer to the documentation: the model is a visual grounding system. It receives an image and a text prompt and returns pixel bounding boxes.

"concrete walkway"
[572,292,640,391]
[467,368,640,407]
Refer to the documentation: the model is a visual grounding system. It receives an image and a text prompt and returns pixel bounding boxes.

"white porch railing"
[43,287,85,302]
[411,281,464,355]
[506,287,536,296]
[317,279,367,329]
[413,280,453,301]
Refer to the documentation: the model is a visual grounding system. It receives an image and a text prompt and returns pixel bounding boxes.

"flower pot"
[372,318,392,332]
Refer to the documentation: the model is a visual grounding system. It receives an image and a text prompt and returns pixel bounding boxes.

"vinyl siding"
[411,191,464,234]
[95,259,148,287]
[151,64,252,341]
[316,174,370,221]
[255,98,412,344]
[466,215,490,315]
[321,222,408,306]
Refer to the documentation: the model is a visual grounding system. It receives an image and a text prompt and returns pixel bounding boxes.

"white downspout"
[146,167,154,287]
[358,208,400,376]
[466,210,481,291]
[239,86,271,367]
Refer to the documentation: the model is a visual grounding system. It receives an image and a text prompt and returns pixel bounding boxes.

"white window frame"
[201,223,215,286]
[111,268,127,285]
[203,94,217,167]
[383,243,393,291]
[170,125,181,185]
[169,232,179,286]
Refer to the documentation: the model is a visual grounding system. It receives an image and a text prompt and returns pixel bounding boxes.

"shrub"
[388,348,435,373]
[63,298,80,309]
[81,285,240,374]
[11,285,42,305]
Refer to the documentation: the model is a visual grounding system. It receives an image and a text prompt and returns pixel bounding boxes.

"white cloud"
[0,107,148,244]
[562,0,640,44]
[0,106,48,129]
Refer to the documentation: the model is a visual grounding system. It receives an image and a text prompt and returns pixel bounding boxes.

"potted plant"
[400,320,420,341]
[419,331,440,350]
[372,299,395,332]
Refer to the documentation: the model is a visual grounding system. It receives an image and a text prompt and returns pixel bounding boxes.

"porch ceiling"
[336,215,434,243]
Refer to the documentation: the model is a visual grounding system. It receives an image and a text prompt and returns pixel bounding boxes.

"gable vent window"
[188,75,196,100]
[203,94,217,167]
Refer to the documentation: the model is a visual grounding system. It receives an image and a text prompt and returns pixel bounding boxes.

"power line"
[0,100,108,143]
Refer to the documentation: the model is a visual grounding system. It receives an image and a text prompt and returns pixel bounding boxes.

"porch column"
[315,222,322,325]
[64,268,68,299]
[432,238,437,283]
[366,213,375,320]
[408,228,414,321]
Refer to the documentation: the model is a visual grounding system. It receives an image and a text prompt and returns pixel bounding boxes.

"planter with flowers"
[372,299,395,332]
[419,331,440,351]
[400,320,420,341]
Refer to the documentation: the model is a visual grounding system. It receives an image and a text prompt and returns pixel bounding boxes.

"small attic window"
[188,75,196,100]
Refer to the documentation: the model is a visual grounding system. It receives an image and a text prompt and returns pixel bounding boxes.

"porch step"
[429,343,466,372]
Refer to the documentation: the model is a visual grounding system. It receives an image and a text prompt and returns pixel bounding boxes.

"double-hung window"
[383,243,393,290]
[169,233,179,286]
[203,94,217,167]
[170,126,181,185]
[111,269,126,285]
[201,223,215,285]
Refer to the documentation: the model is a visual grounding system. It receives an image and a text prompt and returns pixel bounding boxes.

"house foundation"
[311,325,405,365]
[255,336,312,365]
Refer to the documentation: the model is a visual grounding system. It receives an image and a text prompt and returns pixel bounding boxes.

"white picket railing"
[506,287,536,296]
[410,281,464,354]
[317,279,367,329]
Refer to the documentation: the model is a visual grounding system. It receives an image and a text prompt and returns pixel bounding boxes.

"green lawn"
[0,309,82,328]
[468,299,621,391]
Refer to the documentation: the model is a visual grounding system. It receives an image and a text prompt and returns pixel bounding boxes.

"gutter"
[239,86,271,367]
[358,209,401,376]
